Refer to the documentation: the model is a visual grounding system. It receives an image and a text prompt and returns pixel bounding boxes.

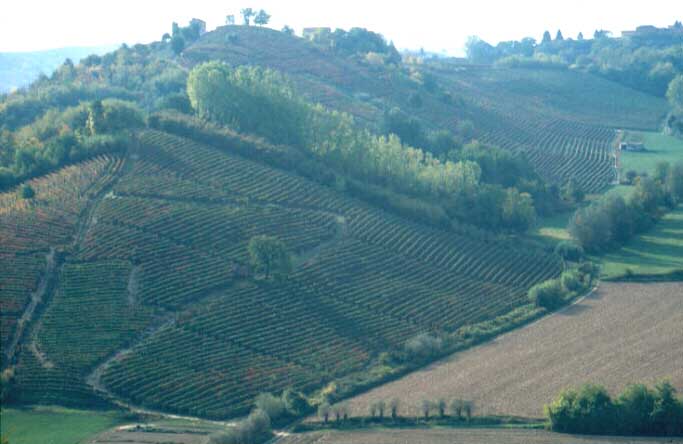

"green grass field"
[621,131,683,176]
[600,205,683,279]
[534,131,683,278]
[1,406,123,444]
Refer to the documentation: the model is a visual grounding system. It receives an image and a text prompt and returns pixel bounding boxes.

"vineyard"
[1,129,562,418]
[183,26,668,194]
[0,156,124,366]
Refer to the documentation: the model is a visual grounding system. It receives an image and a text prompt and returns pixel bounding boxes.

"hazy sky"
[1,0,681,54]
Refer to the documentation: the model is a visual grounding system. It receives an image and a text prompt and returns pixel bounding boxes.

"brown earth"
[343,282,683,418]
[275,429,683,444]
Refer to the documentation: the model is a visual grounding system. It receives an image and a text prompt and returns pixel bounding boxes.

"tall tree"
[254,9,271,26]
[555,30,564,41]
[666,75,683,112]
[541,30,552,44]
[241,8,255,25]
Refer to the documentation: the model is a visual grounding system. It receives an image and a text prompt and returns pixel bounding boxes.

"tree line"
[546,381,683,436]
[187,62,545,232]
[568,162,683,253]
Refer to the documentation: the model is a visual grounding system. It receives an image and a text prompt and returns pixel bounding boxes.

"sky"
[1,0,681,54]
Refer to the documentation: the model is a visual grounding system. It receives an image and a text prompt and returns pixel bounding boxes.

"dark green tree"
[171,35,185,55]
[248,235,292,280]
[20,184,35,199]
[542,31,552,44]
[254,9,271,26]
[241,8,255,25]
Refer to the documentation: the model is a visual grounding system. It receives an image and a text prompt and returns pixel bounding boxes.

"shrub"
[404,333,443,362]
[560,270,585,293]
[254,393,285,420]
[528,279,565,310]
[282,389,309,416]
[208,409,272,444]
[19,184,35,199]
[554,241,584,262]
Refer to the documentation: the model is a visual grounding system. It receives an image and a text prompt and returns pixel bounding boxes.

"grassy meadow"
[0,406,123,444]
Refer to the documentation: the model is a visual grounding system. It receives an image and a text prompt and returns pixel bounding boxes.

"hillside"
[183,26,668,193]
[341,282,683,418]
[0,22,677,425]
[2,129,561,418]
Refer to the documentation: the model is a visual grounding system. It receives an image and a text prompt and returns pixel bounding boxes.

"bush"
[208,409,272,444]
[528,279,565,310]
[282,389,309,416]
[560,270,585,293]
[254,393,285,420]
[554,241,584,262]
[19,184,35,199]
[404,333,443,362]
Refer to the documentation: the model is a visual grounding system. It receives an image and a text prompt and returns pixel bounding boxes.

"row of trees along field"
[568,162,683,253]
[546,381,683,436]
[187,62,560,232]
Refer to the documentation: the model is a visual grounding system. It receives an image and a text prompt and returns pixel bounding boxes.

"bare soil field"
[89,422,221,444]
[275,429,683,444]
[343,282,683,418]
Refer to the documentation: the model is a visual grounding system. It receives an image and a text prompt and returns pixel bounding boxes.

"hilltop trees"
[254,10,271,26]
[241,8,255,25]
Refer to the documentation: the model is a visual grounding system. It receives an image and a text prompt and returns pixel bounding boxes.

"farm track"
[3,248,56,366]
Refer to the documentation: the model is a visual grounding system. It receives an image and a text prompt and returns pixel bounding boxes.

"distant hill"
[0,46,116,92]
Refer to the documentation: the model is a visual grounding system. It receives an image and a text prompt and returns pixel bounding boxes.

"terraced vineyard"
[1,156,124,366]
[183,27,668,194]
[1,129,562,418]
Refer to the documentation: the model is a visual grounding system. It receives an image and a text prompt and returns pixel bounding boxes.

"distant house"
[621,22,683,41]
[190,18,207,36]
[302,27,332,42]
[620,142,647,152]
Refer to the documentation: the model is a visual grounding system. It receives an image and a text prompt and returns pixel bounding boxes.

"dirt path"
[341,282,683,418]
[3,248,56,366]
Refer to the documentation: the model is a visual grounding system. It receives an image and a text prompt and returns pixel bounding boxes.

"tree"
[577,32,584,41]
[171,35,185,55]
[562,179,585,203]
[20,184,35,199]
[650,381,682,435]
[666,75,683,112]
[248,235,292,280]
[617,384,656,435]
[528,279,565,309]
[463,400,475,421]
[465,36,497,64]
[226,15,235,25]
[450,399,464,419]
[666,161,683,203]
[318,402,331,423]
[437,399,447,418]
[241,8,255,26]
[282,25,294,35]
[501,188,536,232]
[542,31,552,44]
[254,393,285,420]
[389,398,400,419]
[421,400,432,419]
[254,9,271,27]
[555,30,564,41]
[282,389,309,416]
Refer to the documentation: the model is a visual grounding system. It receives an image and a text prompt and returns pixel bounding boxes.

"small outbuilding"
[619,142,647,152]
